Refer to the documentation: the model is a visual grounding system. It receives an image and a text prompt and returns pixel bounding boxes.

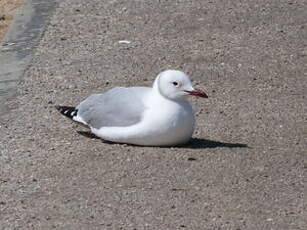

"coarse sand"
[0,0,24,40]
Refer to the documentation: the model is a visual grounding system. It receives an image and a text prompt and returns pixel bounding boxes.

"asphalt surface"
[0,0,306,229]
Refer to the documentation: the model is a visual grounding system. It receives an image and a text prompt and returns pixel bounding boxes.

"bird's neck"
[151,75,163,99]
[152,75,160,92]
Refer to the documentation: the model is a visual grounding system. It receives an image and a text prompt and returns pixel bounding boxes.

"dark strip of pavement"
[0,0,57,114]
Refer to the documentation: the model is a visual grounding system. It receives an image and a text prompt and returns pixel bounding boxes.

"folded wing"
[76,87,148,129]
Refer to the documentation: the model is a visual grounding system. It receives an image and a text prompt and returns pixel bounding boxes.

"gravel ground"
[0,0,23,39]
[0,0,306,229]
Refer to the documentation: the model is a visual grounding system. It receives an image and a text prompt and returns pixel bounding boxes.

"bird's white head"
[154,70,208,101]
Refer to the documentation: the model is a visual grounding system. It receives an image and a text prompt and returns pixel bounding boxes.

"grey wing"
[76,87,147,129]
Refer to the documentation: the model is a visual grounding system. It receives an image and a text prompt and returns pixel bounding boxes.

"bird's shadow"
[77,131,249,149]
[181,138,249,149]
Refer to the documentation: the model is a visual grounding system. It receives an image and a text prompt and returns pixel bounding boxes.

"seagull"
[56,70,208,146]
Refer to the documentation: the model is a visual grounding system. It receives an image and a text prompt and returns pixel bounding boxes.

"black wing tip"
[55,105,78,119]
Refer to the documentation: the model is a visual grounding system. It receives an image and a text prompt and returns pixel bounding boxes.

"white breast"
[133,98,195,146]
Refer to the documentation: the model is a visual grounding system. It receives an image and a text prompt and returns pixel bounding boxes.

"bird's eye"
[172,82,178,86]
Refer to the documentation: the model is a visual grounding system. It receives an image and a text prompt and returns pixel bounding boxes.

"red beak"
[185,89,208,98]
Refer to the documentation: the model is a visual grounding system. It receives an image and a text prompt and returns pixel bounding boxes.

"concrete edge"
[0,0,57,115]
